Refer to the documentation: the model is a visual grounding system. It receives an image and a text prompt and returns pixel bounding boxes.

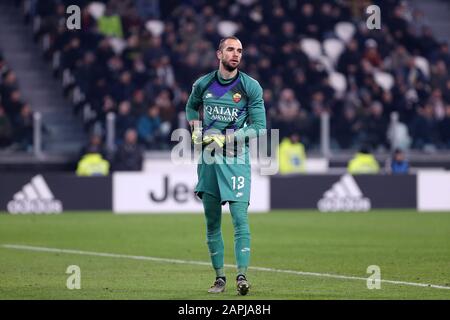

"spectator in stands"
[298,2,319,38]
[277,88,301,118]
[338,39,361,75]
[430,60,449,92]
[0,106,13,148]
[137,105,161,149]
[439,104,450,148]
[26,0,450,153]
[113,128,143,171]
[131,56,150,89]
[272,88,305,139]
[1,71,19,111]
[93,94,116,127]
[410,103,439,150]
[79,133,107,159]
[0,51,6,73]
[112,71,135,102]
[444,79,450,103]
[15,104,34,151]
[155,55,176,88]
[122,34,142,66]
[0,51,39,152]
[347,146,380,174]
[309,90,330,146]
[4,90,24,124]
[334,106,363,149]
[403,56,426,89]
[278,133,307,174]
[115,100,136,144]
[419,26,439,57]
[429,88,446,120]
[74,51,98,102]
[135,0,161,20]
[363,39,382,68]
[385,148,410,174]
[143,35,165,68]
[76,152,110,176]
[388,45,410,75]
[129,90,147,119]
[98,5,124,38]
[154,89,176,124]
[61,36,82,71]
[430,42,450,69]
[363,101,390,151]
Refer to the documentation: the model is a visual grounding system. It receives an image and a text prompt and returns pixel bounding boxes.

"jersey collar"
[215,70,240,86]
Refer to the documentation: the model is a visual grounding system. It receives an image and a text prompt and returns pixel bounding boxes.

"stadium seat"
[109,37,127,55]
[335,22,355,43]
[87,2,106,20]
[328,72,347,96]
[317,55,334,73]
[414,56,430,79]
[217,21,239,37]
[145,20,164,37]
[300,38,322,60]
[323,38,345,66]
[374,71,394,91]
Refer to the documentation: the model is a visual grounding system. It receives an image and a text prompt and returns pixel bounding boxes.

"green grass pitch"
[0,210,449,300]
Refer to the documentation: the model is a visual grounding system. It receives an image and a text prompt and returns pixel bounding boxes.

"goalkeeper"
[185,36,266,295]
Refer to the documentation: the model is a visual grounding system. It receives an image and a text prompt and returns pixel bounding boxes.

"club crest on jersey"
[233,93,242,103]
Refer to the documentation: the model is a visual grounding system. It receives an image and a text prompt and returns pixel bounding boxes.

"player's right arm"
[186,78,204,144]
[186,79,203,129]
[186,73,217,144]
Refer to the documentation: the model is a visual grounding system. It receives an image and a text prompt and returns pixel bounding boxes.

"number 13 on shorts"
[231,176,245,190]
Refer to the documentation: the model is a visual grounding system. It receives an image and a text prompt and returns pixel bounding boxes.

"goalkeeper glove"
[191,126,203,145]
[203,134,225,148]
[203,133,234,149]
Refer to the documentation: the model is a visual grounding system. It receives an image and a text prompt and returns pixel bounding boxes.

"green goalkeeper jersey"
[186,70,266,203]
[185,70,266,148]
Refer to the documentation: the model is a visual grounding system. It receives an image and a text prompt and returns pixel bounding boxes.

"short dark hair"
[218,36,241,51]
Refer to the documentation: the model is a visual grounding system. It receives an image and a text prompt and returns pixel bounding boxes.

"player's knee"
[234,225,250,239]
[206,220,221,233]
[206,229,222,239]
[232,216,249,230]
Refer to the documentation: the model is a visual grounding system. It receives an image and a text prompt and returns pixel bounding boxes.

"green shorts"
[195,152,251,204]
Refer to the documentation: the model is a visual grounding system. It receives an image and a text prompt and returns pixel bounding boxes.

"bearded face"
[217,38,242,72]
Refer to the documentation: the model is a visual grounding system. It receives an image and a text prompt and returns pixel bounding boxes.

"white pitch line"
[2,244,450,291]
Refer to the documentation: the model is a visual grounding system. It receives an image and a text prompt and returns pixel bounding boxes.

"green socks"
[230,201,251,276]
[202,193,251,279]
[215,268,225,278]
[202,193,224,270]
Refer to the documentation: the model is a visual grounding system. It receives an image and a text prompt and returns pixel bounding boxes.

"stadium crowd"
[0,51,36,151]
[2,0,450,154]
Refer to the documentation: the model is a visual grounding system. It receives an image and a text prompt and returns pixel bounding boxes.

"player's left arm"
[233,80,267,142]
